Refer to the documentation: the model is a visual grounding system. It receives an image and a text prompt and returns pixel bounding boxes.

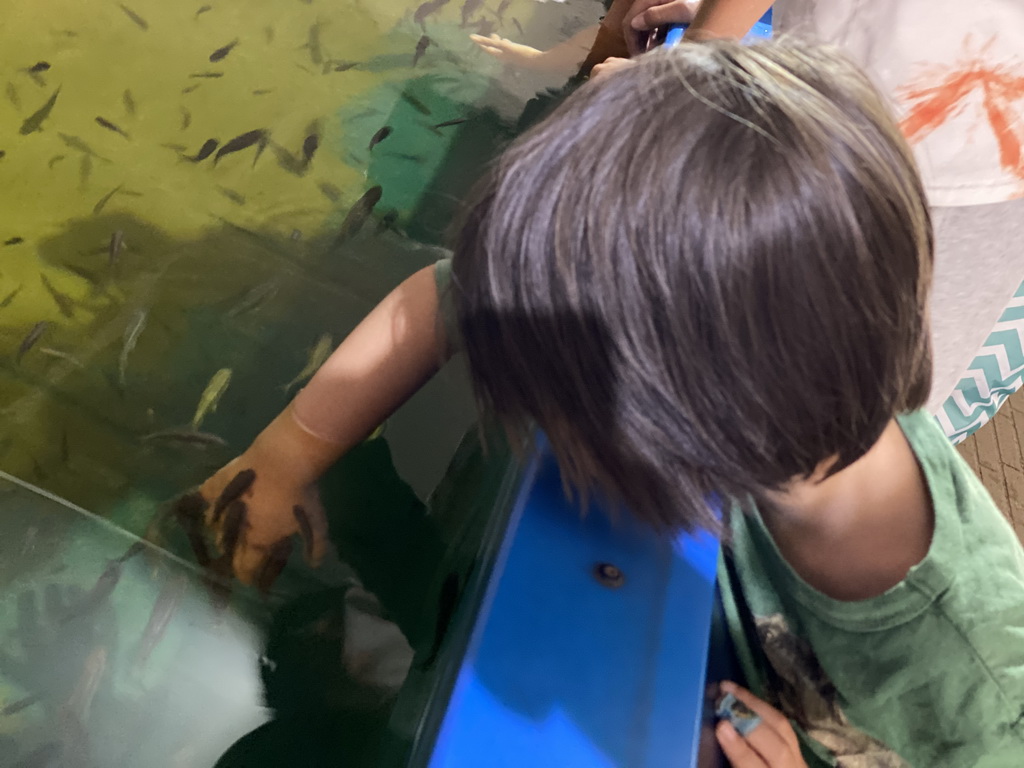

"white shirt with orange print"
[774,0,1024,207]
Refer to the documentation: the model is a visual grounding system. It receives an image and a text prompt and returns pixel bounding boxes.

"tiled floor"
[955,391,1024,545]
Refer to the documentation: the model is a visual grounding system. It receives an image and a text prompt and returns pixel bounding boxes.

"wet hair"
[450,40,933,532]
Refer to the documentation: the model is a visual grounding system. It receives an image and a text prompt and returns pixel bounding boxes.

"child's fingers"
[716,720,768,768]
[721,683,801,754]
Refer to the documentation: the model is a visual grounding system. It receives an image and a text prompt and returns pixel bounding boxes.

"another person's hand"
[716,683,808,768]
[590,56,638,82]
[623,0,700,55]
[471,34,552,70]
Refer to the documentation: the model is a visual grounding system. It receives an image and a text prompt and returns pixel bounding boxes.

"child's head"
[451,40,933,531]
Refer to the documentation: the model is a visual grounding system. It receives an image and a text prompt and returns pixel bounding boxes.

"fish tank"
[0,2,738,766]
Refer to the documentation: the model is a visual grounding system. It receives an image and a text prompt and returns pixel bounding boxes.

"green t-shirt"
[433,260,1024,765]
[720,410,1024,767]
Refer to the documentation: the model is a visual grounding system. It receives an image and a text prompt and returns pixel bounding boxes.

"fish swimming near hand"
[0,285,23,308]
[40,347,85,368]
[41,275,75,318]
[57,133,110,161]
[119,4,149,30]
[368,126,392,151]
[142,429,228,448]
[28,61,51,73]
[401,92,431,115]
[92,184,123,215]
[79,154,93,190]
[195,5,212,18]
[433,117,468,129]
[19,87,60,135]
[17,322,49,362]
[123,89,136,116]
[214,129,266,164]
[134,572,187,670]
[189,71,224,78]
[4,236,24,245]
[219,500,247,559]
[180,106,192,130]
[334,185,383,245]
[227,281,278,317]
[301,133,319,167]
[118,309,147,387]
[95,116,130,139]
[209,39,239,62]
[109,229,125,267]
[375,208,399,234]
[460,0,483,27]
[217,186,246,205]
[59,559,126,623]
[187,138,218,162]
[496,0,510,24]
[414,0,451,27]
[412,35,431,67]
[317,181,341,202]
[212,468,256,522]
[5,81,20,109]
[282,334,332,393]
[270,141,304,176]
[192,367,232,430]
[303,23,324,66]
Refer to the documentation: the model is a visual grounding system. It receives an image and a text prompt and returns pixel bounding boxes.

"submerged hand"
[716,683,808,768]
[470,34,551,69]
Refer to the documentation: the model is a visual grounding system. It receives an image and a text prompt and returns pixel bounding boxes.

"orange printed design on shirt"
[896,35,1024,186]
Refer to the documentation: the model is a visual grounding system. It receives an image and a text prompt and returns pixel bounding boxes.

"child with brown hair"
[192,40,1024,767]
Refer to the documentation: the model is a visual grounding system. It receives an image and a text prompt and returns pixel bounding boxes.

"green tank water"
[0,0,595,765]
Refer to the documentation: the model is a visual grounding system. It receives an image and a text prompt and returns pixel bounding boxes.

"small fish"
[496,0,510,24]
[264,26,274,43]
[28,61,51,74]
[172,493,213,567]
[41,274,75,318]
[282,333,332,393]
[181,84,200,94]
[328,61,358,72]
[119,4,149,30]
[0,285,22,308]
[368,126,392,150]
[0,150,5,160]
[401,92,431,115]
[220,500,247,558]
[79,154,93,190]
[57,133,110,161]
[252,88,272,95]
[189,71,224,79]
[48,154,65,168]
[227,281,278,317]
[432,117,468,129]
[191,367,232,430]
[292,505,314,560]
[118,309,147,387]
[195,5,212,18]
[301,133,319,166]
[304,23,324,66]
[134,573,187,669]
[95,116,130,139]
[335,185,383,244]
[470,18,495,37]
[19,87,60,135]
[40,347,84,368]
[386,152,426,163]
[412,35,431,67]
[180,106,192,130]
[142,429,228,448]
[270,142,304,175]
[414,0,451,27]
[217,186,246,205]
[317,181,341,202]
[59,561,124,623]
[123,89,136,116]
[255,538,292,595]
[5,81,20,109]
[187,138,218,162]
[211,468,256,522]
[209,39,239,62]
[92,184,124,215]
[4,236,24,245]
[213,129,266,164]
[460,0,483,27]
[109,229,125,267]
[512,17,524,37]
[17,322,49,362]
[0,693,40,717]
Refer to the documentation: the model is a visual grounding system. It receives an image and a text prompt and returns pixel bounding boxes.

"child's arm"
[194,264,450,585]
[472,26,599,73]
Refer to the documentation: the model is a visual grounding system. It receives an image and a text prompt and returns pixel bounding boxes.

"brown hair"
[450,40,933,531]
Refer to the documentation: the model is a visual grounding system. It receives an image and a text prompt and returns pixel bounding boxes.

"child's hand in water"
[196,454,328,588]
[716,683,808,768]
[470,34,552,70]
